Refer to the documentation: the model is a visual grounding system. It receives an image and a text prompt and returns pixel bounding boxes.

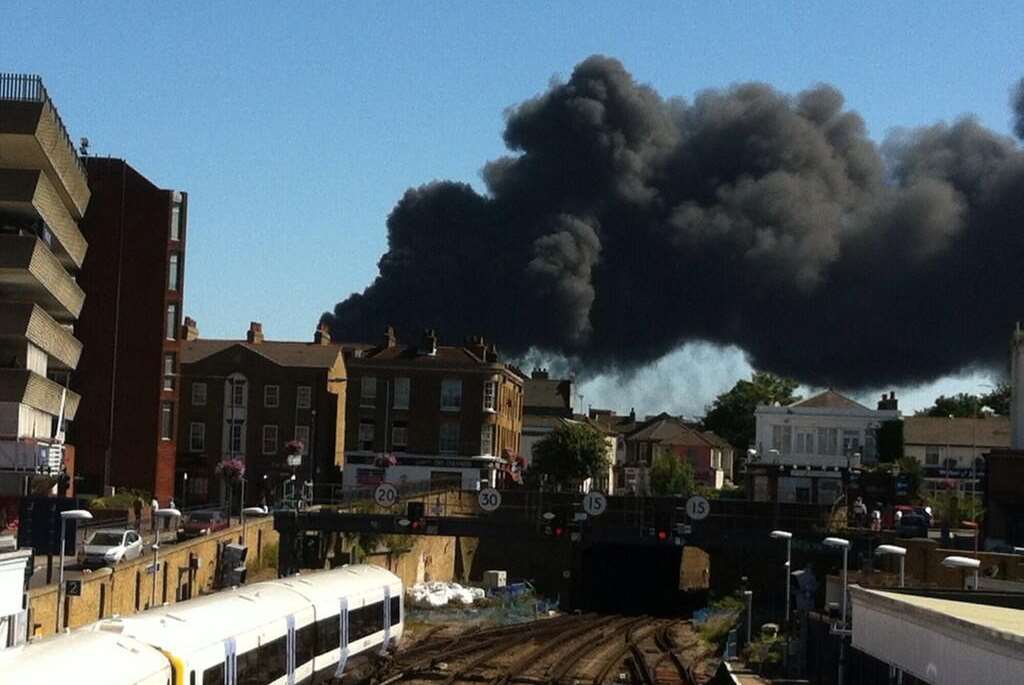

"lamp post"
[57,509,92,631]
[875,545,907,588]
[824,536,851,685]
[241,506,267,546]
[770,530,792,627]
[742,590,753,645]
[182,471,188,511]
[150,508,181,609]
[942,555,980,590]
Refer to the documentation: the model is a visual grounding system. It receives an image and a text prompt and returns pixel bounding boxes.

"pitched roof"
[180,339,344,369]
[523,377,573,413]
[626,417,718,448]
[904,415,1011,448]
[347,344,521,376]
[790,389,870,410]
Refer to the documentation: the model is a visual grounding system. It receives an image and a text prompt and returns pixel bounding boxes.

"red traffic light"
[657,530,668,541]
[554,527,564,537]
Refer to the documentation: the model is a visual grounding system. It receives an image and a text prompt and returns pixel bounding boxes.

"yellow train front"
[0,564,404,685]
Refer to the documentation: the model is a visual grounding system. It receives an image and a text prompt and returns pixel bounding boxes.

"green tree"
[531,422,609,490]
[702,372,800,450]
[897,456,923,500]
[648,450,696,496]
[917,384,1010,417]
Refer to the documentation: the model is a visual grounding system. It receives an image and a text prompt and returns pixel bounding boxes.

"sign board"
[582,491,608,517]
[146,562,161,575]
[373,483,398,508]
[478,488,502,512]
[686,495,710,521]
[286,454,302,467]
[64,579,82,597]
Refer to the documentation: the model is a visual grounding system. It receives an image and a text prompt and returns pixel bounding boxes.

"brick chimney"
[877,391,898,411]
[531,368,549,379]
[466,335,487,360]
[485,343,498,362]
[314,322,331,346]
[246,321,264,344]
[181,317,199,341]
[384,325,397,348]
[422,329,438,356]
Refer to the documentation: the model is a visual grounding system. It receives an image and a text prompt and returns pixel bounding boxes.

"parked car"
[81,529,143,567]
[896,513,930,539]
[179,510,229,539]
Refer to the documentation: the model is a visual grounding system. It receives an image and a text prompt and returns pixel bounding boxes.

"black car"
[896,513,930,539]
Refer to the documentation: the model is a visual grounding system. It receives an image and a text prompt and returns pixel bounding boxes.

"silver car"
[81,529,143,567]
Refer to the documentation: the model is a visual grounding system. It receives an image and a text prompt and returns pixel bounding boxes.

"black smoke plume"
[322,56,1024,388]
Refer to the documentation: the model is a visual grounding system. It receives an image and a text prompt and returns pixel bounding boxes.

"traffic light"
[407,501,426,529]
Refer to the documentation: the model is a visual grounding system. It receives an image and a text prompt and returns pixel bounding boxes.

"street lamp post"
[875,545,907,588]
[182,471,188,511]
[942,555,981,590]
[742,590,753,645]
[770,530,793,627]
[150,508,181,609]
[824,536,851,685]
[57,509,92,631]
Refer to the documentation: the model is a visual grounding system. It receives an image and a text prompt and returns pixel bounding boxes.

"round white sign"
[582,491,608,517]
[373,483,398,508]
[686,495,710,521]
[478,487,502,512]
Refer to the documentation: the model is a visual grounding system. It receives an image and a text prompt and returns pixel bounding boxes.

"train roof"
[0,629,169,683]
[89,565,401,653]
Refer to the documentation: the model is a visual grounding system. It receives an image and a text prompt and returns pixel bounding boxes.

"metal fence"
[0,73,87,176]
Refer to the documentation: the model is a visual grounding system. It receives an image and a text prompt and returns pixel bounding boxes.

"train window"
[297,622,316,665]
[390,595,401,626]
[238,648,260,685]
[350,601,385,641]
[256,635,287,682]
[190,672,196,685]
[316,612,340,654]
[202,663,224,685]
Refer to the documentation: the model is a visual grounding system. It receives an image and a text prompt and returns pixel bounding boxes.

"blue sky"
[6,3,1022,415]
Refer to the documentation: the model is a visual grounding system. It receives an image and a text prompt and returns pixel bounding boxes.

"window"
[192,382,207,406]
[262,425,278,454]
[439,423,459,454]
[392,422,407,449]
[393,377,410,410]
[168,253,180,291]
[482,380,497,412]
[360,377,377,407]
[163,353,175,391]
[842,430,861,456]
[189,422,205,452]
[295,425,310,455]
[170,201,182,241]
[230,379,246,407]
[390,595,401,626]
[229,422,244,454]
[359,420,375,450]
[711,450,722,470]
[925,446,940,465]
[350,601,385,641]
[771,425,792,454]
[160,401,174,440]
[440,379,462,411]
[817,428,839,455]
[264,385,280,408]
[297,385,312,409]
[480,424,494,456]
[796,431,814,454]
[165,303,178,340]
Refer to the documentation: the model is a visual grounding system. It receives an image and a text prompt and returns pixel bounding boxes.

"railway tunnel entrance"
[574,542,685,614]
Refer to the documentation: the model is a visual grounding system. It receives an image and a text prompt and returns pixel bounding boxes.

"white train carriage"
[0,628,172,685]
[91,564,403,685]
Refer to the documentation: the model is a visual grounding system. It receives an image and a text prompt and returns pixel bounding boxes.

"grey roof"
[181,339,344,369]
[790,389,870,410]
[523,377,573,411]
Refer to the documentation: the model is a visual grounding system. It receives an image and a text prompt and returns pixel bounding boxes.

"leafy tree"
[917,383,1010,417]
[649,450,696,496]
[702,372,800,450]
[897,456,923,500]
[531,422,609,490]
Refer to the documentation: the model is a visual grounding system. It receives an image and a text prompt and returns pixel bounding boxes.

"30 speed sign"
[478,487,502,512]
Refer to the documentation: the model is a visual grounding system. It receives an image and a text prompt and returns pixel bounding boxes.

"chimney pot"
[246,322,264,344]
[384,325,397,348]
[314,322,332,346]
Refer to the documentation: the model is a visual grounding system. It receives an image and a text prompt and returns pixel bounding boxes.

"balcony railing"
[0,73,86,178]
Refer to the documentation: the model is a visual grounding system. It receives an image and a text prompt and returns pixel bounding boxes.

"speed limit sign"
[478,487,502,512]
[583,491,608,516]
[373,483,398,508]
[686,495,710,521]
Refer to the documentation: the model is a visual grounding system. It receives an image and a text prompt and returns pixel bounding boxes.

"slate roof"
[790,389,871,410]
[626,417,720,448]
[181,339,345,368]
[523,377,573,413]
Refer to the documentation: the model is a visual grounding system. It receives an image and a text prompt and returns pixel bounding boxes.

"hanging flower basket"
[216,457,245,482]
[285,440,304,456]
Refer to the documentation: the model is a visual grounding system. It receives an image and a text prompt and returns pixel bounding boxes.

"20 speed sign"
[373,483,398,508]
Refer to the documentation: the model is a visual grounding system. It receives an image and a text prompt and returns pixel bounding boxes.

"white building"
[752,390,900,504]
[903,415,1009,496]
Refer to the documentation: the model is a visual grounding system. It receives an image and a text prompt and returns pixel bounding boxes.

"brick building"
[342,328,524,490]
[619,415,732,492]
[0,74,90,495]
[177,322,347,506]
[71,158,187,503]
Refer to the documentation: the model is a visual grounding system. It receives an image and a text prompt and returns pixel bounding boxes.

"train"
[0,564,404,685]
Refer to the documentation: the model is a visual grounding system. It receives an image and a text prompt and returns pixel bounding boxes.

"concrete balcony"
[0,302,82,370]
[0,76,90,219]
[0,168,87,269]
[0,369,80,420]
[0,235,85,322]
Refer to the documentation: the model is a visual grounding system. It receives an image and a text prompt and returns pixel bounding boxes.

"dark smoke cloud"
[322,56,1024,388]
[1014,79,1024,140]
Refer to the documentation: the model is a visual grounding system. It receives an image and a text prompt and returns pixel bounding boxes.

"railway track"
[383,615,707,685]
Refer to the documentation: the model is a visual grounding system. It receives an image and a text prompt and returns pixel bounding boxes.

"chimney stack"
[877,391,898,411]
[384,325,397,348]
[422,329,438,356]
[314,322,331,346]
[181,317,199,341]
[531,368,549,380]
[246,321,264,344]
[466,335,487,360]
